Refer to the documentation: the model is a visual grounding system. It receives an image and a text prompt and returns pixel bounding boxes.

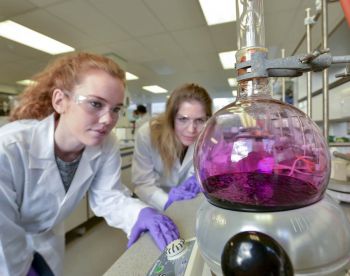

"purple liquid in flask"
[203,172,319,211]
[194,99,331,212]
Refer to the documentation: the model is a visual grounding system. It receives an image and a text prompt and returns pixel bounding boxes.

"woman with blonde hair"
[132,83,213,211]
[0,52,178,276]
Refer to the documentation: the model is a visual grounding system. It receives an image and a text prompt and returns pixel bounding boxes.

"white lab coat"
[0,114,147,276]
[132,122,194,211]
[135,113,150,130]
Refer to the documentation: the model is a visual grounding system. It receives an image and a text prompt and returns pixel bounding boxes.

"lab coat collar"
[26,115,66,203]
[181,144,194,169]
[27,114,101,201]
[53,143,104,224]
[29,114,103,169]
[175,144,194,171]
[18,114,111,231]
[52,140,104,223]
[27,114,103,221]
[29,114,56,169]
[65,145,98,197]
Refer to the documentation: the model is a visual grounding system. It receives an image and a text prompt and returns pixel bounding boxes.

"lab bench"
[64,145,134,233]
[103,194,350,276]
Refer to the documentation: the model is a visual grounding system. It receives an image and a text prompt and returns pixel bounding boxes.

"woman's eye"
[179,117,189,123]
[112,107,121,114]
[196,118,206,125]
[89,100,103,109]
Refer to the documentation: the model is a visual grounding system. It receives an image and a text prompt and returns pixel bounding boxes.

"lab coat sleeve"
[0,145,32,276]
[132,124,169,211]
[88,137,148,236]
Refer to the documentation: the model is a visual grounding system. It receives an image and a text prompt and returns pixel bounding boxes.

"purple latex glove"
[164,175,201,210]
[127,207,179,250]
[27,267,39,276]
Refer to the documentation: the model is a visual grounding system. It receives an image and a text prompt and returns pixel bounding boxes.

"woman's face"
[59,69,124,148]
[174,100,207,146]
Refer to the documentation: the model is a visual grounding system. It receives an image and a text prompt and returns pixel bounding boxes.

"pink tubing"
[340,0,350,27]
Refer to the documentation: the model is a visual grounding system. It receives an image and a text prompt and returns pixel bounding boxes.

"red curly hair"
[10,52,125,121]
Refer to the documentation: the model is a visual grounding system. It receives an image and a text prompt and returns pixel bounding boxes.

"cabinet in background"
[65,196,88,233]
[120,146,134,191]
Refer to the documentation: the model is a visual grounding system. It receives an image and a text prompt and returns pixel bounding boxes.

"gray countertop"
[103,194,350,276]
[103,195,204,276]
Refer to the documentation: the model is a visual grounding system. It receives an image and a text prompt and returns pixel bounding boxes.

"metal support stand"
[322,0,330,142]
[281,49,286,102]
[305,8,314,118]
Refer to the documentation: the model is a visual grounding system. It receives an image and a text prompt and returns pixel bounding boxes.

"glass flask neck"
[236,47,272,100]
[237,78,271,99]
[235,0,270,100]
[236,0,265,49]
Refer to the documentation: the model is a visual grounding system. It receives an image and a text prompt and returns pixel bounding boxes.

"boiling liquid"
[203,172,320,211]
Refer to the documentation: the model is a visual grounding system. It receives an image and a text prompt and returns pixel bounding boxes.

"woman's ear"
[52,89,67,114]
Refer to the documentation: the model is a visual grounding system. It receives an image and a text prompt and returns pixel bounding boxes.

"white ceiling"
[0,0,346,104]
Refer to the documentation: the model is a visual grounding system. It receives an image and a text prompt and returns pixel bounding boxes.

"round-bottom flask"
[195,93,330,211]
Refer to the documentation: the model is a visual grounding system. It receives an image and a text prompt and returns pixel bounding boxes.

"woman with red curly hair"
[0,52,179,276]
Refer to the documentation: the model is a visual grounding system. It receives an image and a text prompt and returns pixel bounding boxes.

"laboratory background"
[1,0,350,275]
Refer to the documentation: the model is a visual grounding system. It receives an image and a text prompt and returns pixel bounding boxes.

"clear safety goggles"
[175,115,208,130]
[64,92,124,120]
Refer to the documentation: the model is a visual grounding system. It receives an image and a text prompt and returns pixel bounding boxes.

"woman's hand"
[127,207,179,250]
[164,175,201,210]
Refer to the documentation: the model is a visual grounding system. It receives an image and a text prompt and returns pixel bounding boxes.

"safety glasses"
[175,115,208,130]
[64,92,124,120]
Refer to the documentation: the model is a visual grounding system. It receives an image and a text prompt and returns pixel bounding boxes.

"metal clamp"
[299,48,330,63]
[236,51,350,81]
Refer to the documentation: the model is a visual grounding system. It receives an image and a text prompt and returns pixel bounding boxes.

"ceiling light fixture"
[16,79,38,86]
[198,0,236,26]
[126,72,139,80]
[0,20,74,55]
[219,50,236,69]
[142,85,168,93]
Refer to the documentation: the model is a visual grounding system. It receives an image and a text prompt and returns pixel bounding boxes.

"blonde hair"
[150,83,212,174]
[10,52,125,121]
